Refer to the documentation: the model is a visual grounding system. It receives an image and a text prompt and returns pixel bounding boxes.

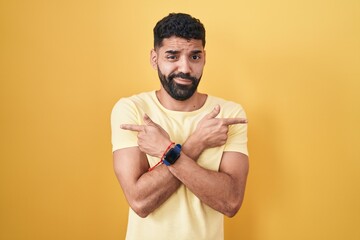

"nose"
[177,57,191,74]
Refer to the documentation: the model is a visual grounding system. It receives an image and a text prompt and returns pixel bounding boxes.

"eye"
[166,55,177,61]
[191,55,201,60]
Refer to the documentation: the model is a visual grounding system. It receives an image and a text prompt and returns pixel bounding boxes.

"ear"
[150,49,158,70]
[203,49,206,65]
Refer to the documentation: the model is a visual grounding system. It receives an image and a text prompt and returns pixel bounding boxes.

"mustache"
[168,72,198,82]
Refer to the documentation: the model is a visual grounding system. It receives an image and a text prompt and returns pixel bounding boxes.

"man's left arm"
[165,104,249,217]
[167,150,249,217]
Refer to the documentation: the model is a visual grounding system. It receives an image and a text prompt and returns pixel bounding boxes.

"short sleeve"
[223,104,248,156]
[111,98,140,152]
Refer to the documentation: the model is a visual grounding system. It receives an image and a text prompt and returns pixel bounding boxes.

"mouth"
[173,77,193,85]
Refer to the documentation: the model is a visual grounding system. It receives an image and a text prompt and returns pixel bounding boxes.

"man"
[111,13,249,240]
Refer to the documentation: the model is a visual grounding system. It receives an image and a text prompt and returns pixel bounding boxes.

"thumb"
[206,105,221,119]
[143,114,155,125]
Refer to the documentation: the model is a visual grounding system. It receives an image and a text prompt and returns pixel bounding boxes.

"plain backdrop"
[1,0,359,239]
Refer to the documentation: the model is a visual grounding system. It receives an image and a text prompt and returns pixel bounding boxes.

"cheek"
[158,62,175,75]
[193,65,205,77]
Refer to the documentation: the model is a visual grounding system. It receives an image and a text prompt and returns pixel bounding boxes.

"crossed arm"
[113,105,249,218]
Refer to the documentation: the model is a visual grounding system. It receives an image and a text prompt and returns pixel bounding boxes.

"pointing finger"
[120,124,144,132]
[222,118,248,126]
[206,105,221,119]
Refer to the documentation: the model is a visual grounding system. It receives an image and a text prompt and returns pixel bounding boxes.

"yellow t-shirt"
[111,91,248,240]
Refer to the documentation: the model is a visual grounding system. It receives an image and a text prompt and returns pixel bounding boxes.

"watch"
[163,144,182,166]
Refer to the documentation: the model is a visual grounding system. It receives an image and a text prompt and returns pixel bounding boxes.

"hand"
[120,114,172,158]
[193,105,247,149]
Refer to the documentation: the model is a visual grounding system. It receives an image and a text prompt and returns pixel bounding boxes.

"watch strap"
[163,144,182,166]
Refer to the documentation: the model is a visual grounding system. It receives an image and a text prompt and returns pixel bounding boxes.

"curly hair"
[153,13,206,48]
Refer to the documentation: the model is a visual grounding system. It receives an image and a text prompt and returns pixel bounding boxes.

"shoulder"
[113,91,154,106]
[207,95,244,109]
[207,95,246,117]
[112,91,155,112]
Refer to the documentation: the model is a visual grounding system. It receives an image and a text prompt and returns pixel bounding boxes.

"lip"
[174,77,193,85]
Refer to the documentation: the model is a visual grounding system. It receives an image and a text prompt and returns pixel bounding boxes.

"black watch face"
[166,148,179,164]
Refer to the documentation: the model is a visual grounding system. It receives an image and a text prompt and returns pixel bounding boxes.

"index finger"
[222,118,248,126]
[120,124,144,132]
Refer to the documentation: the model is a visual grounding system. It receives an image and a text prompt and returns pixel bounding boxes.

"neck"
[155,88,207,112]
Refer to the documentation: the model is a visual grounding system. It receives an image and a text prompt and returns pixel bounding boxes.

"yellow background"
[1,0,359,239]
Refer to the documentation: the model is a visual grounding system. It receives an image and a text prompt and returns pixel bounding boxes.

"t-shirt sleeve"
[111,98,140,152]
[223,104,249,156]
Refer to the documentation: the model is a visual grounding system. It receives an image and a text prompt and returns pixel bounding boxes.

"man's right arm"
[113,147,181,218]
[111,100,179,218]
[113,134,205,218]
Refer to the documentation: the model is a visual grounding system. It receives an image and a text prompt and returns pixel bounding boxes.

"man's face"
[152,36,206,101]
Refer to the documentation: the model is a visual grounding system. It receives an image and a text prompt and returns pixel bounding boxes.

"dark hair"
[153,13,206,48]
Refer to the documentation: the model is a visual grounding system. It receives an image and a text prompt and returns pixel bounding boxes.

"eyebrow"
[164,50,203,54]
[165,50,179,54]
[191,50,203,54]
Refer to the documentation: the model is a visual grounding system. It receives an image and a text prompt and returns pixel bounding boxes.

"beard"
[157,69,202,101]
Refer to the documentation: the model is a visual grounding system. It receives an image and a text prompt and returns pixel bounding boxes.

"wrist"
[183,133,205,160]
[148,141,175,172]
[158,141,175,159]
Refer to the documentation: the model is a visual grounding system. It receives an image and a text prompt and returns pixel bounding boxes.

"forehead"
[158,36,204,53]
